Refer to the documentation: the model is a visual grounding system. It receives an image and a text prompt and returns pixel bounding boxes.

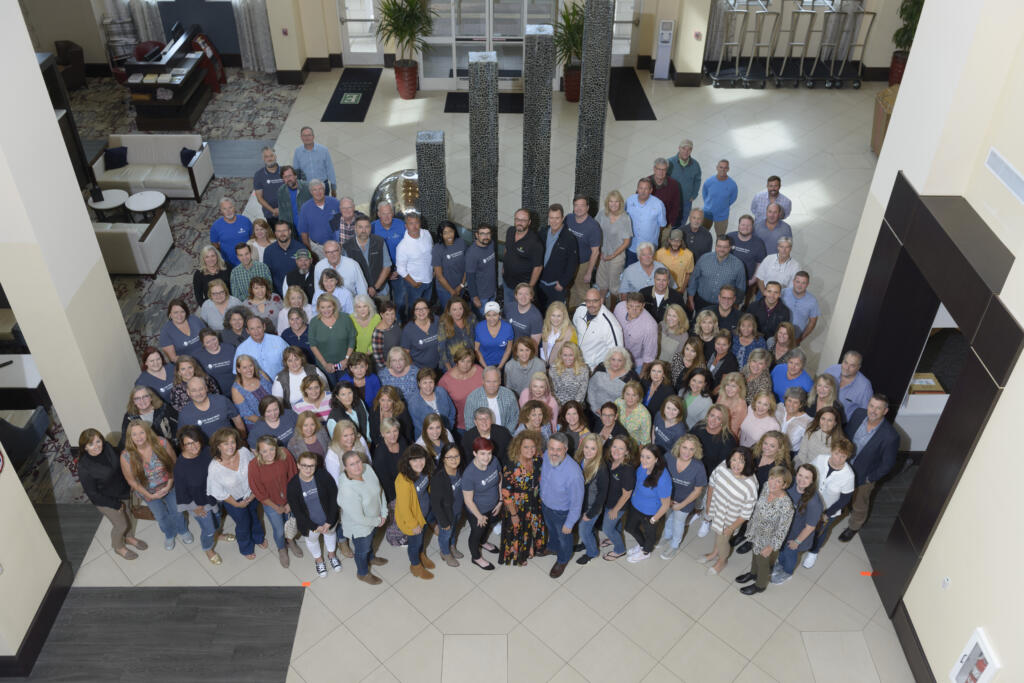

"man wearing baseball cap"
[284,248,315,302]
[666,139,701,228]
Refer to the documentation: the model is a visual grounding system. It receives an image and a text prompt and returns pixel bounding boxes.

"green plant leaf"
[375,0,437,63]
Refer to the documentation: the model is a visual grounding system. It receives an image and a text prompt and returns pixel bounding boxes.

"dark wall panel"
[972,296,1024,387]
[873,519,920,613]
[884,171,918,242]
[842,224,903,365]
[158,0,240,55]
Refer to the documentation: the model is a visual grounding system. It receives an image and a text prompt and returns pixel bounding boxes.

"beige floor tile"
[640,663,683,682]
[564,556,645,620]
[222,548,303,586]
[661,624,747,683]
[71,551,132,587]
[522,589,604,660]
[750,623,815,683]
[290,592,341,660]
[308,563,388,622]
[433,586,518,635]
[115,521,190,585]
[345,589,429,662]
[613,587,693,660]
[569,623,657,683]
[360,666,399,683]
[80,535,108,566]
[862,620,915,683]
[138,550,218,587]
[506,623,565,681]
[749,571,814,620]
[192,538,276,586]
[816,549,882,619]
[382,625,443,683]
[699,587,782,659]
[477,561,559,621]
[292,623,380,683]
[734,663,778,683]
[802,630,881,683]
[647,551,730,621]
[441,634,507,683]
[786,585,871,632]
[549,664,590,682]
[285,665,306,683]
[392,560,475,621]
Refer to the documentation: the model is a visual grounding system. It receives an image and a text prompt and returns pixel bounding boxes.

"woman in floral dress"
[498,430,548,566]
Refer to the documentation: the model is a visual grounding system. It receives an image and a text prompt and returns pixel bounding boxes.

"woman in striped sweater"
[698,446,758,576]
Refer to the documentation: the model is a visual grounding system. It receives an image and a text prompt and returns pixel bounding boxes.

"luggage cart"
[771,2,816,88]
[830,7,876,88]
[803,5,847,88]
[706,5,749,88]
[740,4,781,89]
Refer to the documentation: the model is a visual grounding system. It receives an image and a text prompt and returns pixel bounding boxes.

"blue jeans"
[224,500,266,555]
[538,282,566,310]
[193,507,222,551]
[601,507,626,554]
[624,250,639,268]
[145,486,190,540]
[438,501,463,554]
[436,286,454,310]
[264,507,289,550]
[352,532,376,576]
[401,280,434,320]
[776,544,801,575]
[579,513,600,558]
[679,201,691,229]
[407,530,424,565]
[542,504,573,564]
[810,514,840,553]
[502,285,517,309]
[659,508,692,549]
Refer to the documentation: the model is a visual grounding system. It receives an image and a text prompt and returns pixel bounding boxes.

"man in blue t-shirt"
[263,221,302,294]
[179,377,246,438]
[210,197,253,267]
[253,147,284,223]
[701,159,739,237]
[564,196,603,310]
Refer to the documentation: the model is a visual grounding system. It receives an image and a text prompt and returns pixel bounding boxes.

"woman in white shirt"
[324,419,371,483]
[271,347,328,410]
[539,301,577,364]
[206,427,266,560]
[804,437,857,568]
[776,386,813,456]
[276,286,316,335]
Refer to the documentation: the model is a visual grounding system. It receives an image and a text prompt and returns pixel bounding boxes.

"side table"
[86,189,129,221]
[125,190,168,221]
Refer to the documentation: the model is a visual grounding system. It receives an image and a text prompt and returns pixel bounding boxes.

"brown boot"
[338,539,354,558]
[410,563,434,580]
[440,552,460,567]
[419,552,436,569]
[287,538,304,558]
[278,548,290,568]
[358,572,383,585]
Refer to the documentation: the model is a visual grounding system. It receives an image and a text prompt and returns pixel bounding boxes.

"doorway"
[611,0,639,67]
[339,0,385,65]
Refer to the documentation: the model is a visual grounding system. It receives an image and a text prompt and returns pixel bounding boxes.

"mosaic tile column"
[522,24,555,220]
[415,130,447,233]
[469,51,499,230]
[574,0,615,211]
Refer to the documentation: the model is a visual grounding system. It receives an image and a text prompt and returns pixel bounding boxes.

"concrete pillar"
[522,25,556,221]
[415,130,447,232]
[468,51,499,231]
[0,5,139,441]
[574,0,615,209]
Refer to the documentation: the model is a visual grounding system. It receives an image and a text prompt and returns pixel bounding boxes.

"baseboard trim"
[84,63,111,78]
[891,601,936,683]
[673,71,702,87]
[276,69,307,85]
[637,55,652,71]
[329,53,343,68]
[383,53,396,68]
[0,560,73,678]
[221,53,242,68]
[863,65,889,82]
[304,57,331,72]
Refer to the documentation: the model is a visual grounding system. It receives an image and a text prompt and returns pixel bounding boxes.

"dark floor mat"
[321,68,382,122]
[608,66,656,121]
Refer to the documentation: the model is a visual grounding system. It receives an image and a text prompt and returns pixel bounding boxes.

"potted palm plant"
[554,1,585,102]
[890,0,923,85]
[376,0,436,99]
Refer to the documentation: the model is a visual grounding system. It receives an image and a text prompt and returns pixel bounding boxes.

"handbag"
[130,490,154,521]
[284,514,298,540]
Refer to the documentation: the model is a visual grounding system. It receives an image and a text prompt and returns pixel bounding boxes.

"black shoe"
[549,562,567,578]
[734,572,756,584]
[736,541,753,554]
[473,558,495,571]
[729,535,743,547]
[573,543,586,553]
[481,542,499,554]
[576,554,592,565]
[838,528,858,543]
[740,584,765,596]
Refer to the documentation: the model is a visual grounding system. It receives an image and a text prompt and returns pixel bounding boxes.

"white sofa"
[91,133,214,202]
[93,209,173,275]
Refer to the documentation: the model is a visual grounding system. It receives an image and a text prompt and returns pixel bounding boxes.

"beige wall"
[299,0,329,60]
[20,0,107,63]
[822,0,1024,678]
[0,444,61,656]
[323,0,342,55]
[673,0,711,75]
[268,0,308,71]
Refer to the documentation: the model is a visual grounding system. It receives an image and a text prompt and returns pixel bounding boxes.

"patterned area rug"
[69,68,300,140]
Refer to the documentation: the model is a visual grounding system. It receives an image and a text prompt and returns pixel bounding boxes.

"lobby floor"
[57,70,909,682]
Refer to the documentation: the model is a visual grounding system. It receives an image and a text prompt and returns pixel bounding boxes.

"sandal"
[603,551,625,561]
[600,539,612,548]
[245,554,256,560]
[125,538,148,551]
[115,548,138,560]
[257,541,268,550]
[208,552,223,565]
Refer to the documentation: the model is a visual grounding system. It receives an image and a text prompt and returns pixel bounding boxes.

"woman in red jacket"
[248,435,301,567]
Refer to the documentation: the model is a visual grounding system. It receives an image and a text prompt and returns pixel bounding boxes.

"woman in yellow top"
[350,294,381,354]
[614,380,652,446]
[394,444,437,580]
[654,229,695,294]
[539,301,577,364]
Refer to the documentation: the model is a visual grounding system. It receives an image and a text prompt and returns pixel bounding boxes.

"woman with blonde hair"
[549,341,589,405]
[378,346,419,404]
[658,303,689,362]
[438,296,477,371]
[199,279,242,331]
[614,380,651,446]
[325,418,370,483]
[231,354,274,423]
[286,410,330,460]
[805,372,844,422]
[518,371,559,431]
[350,294,380,355]
[193,244,230,306]
[670,336,706,390]
[499,430,548,566]
[595,189,633,303]
[118,385,177,451]
[120,420,192,550]
[587,346,640,420]
[739,391,781,448]
[742,348,773,404]
[731,313,766,368]
[247,218,274,261]
[693,309,719,361]
[276,286,315,335]
[207,427,266,560]
[573,433,609,564]
[539,301,577,364]
[79,428,146,560]
[735,465,794,594]
[657,434,708,559]
[716,372,748,436]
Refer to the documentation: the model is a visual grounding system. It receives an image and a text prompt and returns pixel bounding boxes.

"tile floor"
[69,70,909,682]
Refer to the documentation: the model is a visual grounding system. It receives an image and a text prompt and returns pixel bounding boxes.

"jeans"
[145,487,190,540]
[193,507,222,551]
[601,507,626,554]
[579,513,600,558]
[502,285,518,310]
[538,283,566,311]
[352,532,376,576]
[223,500,266,555]
[660,508,692,549]
[407,531,424,565]
[776,544,801,575]
[679,201,691,229]
[264,507,289,550]
[438,501,463,554]
[810,514,841,553]
[625,250,639,268]
[436,286,454,310]
[401,280,434,320]
[542,504,573,564]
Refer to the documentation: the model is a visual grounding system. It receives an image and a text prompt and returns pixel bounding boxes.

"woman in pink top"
[739,391,781,448]
[518,372,559,431]
[438,346,484,431]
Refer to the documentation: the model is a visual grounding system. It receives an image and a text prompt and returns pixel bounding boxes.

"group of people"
[76,135,901,595]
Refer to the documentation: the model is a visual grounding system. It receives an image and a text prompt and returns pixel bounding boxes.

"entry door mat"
[608,66,657,121]
[444,92,525,113]
[321,67,382,122]
[27,587,304,682]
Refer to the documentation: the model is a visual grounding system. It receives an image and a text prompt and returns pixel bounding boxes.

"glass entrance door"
[421,0,557,91]
[339,0,384,65]
[611,0,639,67]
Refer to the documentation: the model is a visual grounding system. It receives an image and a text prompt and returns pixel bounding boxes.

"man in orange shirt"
[654,229,694,295]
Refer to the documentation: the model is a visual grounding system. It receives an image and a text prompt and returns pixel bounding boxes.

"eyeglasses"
[298,463,316,469]
[444,454,461,460]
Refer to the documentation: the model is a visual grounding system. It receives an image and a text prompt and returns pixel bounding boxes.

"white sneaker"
[660,546,679,561]
[492,522,502,536]
[802,552,818,569]
[627,551,651,563]
[627,545,642,556]
[697,521,711,538]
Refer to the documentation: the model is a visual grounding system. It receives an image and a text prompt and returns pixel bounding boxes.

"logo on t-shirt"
[445,250,464,260]
[418,335,439,345]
